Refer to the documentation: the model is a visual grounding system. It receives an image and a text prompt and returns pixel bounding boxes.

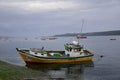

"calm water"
[0,36,120,80]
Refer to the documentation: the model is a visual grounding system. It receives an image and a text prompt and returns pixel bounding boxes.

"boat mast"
[77,19,84,44]
[80,19,84,34]
[77,35,80,44]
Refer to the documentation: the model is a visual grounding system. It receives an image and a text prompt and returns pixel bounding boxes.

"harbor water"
[0,36,120,80]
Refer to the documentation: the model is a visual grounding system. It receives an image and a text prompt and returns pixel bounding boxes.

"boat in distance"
[16,40,94,64]
[76,35,87,39]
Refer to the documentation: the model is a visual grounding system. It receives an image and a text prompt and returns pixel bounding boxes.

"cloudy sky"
[0,0,120,37]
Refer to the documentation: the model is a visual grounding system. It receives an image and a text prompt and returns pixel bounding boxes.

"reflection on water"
[26,61,94,79]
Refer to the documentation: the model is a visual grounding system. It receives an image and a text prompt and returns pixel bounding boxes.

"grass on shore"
[0,60,48,80]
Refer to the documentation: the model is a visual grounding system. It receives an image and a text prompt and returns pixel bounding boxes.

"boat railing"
[30,48,47,53]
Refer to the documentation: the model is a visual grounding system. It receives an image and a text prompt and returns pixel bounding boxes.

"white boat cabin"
[64,41,85,57]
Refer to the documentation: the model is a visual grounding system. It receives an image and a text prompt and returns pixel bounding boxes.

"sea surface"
[0,36,120,80]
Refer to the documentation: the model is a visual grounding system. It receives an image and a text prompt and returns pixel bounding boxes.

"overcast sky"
[0,0,120,37]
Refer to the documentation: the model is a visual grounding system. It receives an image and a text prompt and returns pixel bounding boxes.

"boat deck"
[17,48,93,58]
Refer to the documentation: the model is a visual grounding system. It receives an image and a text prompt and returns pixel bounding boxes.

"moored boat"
[16,39,94,64]
[76,35,87,39]
[110,38,116,40]
[48,37,57,40]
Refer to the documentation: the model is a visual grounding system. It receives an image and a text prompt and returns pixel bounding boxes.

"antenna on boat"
[76,19,84,44]
[80,19,84,34]
[76,35,80,44]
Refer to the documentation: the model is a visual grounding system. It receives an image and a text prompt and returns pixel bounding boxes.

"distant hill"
[54,30,120,37]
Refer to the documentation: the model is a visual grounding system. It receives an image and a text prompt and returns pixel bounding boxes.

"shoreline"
[0,60,49,80]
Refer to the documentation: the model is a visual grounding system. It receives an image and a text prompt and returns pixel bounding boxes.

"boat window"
[66,47,69,51]
[69,47,72,51]
[74,49,80,52]
[79,48,81,51]
[35,53,37,54]
[69,48,72,51]
[74,49,78,52]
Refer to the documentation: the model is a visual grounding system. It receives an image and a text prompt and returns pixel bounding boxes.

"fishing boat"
[16,38,94,64]
[77,19,87,39]
[76,35,87,39]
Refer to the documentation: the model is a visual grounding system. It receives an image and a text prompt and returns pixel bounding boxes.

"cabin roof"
[64,43,81,49]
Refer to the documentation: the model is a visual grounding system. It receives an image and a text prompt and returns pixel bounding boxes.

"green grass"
[0,60,48,80]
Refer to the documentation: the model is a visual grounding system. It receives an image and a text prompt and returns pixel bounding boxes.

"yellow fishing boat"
[16,40,94,64]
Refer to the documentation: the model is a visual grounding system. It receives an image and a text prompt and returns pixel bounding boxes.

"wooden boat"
[16,40,94,64]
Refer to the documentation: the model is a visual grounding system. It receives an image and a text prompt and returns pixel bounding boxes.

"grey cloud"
[0,0,120,37]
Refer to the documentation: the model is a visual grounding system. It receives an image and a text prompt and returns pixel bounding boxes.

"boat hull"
[19,52,93,64]
[26,60,94,70]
